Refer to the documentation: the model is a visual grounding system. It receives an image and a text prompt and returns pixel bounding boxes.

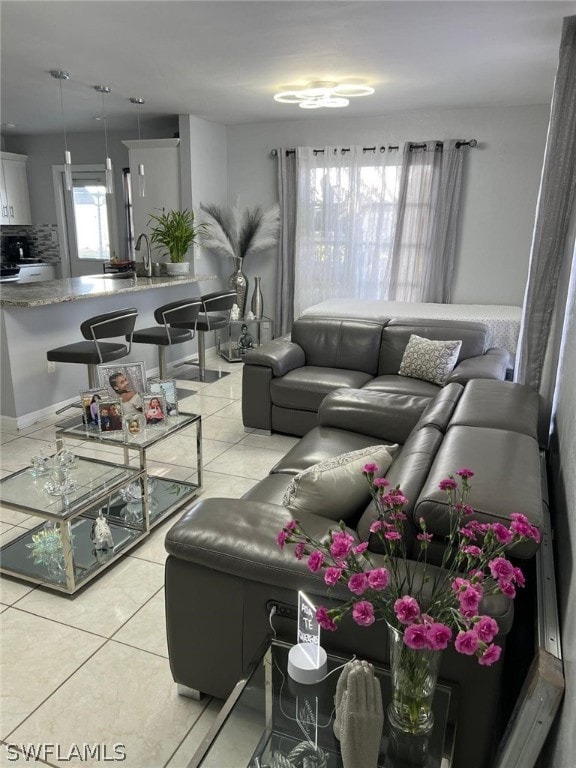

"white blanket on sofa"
[300,300,523,353]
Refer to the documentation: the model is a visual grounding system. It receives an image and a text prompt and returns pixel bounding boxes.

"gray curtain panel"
[275,149,298,336]
[515,15,576,411]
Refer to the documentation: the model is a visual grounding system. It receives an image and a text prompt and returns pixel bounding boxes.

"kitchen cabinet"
[0,151,31,225]
[122,139,180,256]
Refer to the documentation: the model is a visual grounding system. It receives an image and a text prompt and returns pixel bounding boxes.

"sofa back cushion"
[377,319,487,375]
[291,317,383,375]
[356,426,444,550]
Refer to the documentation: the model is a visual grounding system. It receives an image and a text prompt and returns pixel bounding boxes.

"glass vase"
[387,622,441,735]
[228,257,248,317]
[250,276,263,319]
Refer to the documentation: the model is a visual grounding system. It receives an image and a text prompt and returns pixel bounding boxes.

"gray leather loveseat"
[165,379,543,768]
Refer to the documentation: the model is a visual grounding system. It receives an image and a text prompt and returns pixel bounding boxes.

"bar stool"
[47,308,139,389]
[173,290,237,382]
[130,298,203,380]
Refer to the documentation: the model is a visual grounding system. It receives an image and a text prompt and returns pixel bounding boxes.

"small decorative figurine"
[237,323,256,354]
[230,303,240,320]
[91,513,114,550]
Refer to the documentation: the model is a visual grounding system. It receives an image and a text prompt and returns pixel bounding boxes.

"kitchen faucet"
[135,233,152,278]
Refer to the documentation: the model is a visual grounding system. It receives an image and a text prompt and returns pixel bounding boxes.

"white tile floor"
[0,352,298,767]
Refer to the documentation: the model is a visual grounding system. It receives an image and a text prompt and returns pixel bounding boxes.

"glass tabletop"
[56,411,200,449]
[189,639,456,768]
[0,457,141,520]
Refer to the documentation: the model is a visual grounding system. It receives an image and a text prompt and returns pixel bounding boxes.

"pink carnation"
[394,596,421,624]
[513,566,526,587]
[458,587,482,617]
[489,557,514,583]
[348,573,369,595]
[285,520,298,533]
[324,567,342,587]
[455,630,480,655]
[330,532,355,559]
[277,530,287,549]
[417,532,433,543]
[316,606,337,632]
[367,568,390,590]
[369,520,383,533]
[352,601,375,627]
[510,513,540,542]
[384,530,402,541]
[499,580,516,598]
[404,623,429,650]
[426,622,452,650]
[457,468,475,478]
[474,615,499,643]
[294,542,306,560]
[439,478,457,491]
[362,463,380,474]
[461,545,483,557]
[374,477,390,488]
[478,643,502,666]
[491,523,513,545]
[353,542,369,555]
[307,550,324,572]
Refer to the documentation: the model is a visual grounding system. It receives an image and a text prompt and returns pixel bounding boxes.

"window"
[71,179,110,260]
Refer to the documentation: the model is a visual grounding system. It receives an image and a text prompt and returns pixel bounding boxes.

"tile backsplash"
[0,224,61,263]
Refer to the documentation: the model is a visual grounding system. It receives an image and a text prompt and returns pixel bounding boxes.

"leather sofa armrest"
[445,351,509,384]
[318,388,431,444]
[243,339,305,377]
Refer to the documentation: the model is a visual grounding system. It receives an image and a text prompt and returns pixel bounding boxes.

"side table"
[217,316,274,362]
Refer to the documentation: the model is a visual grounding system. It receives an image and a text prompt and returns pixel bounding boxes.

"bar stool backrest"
[154,299,203,331]
[80,308,139,357]
[201,290,237,314]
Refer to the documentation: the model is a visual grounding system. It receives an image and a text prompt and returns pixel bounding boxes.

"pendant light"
[50,70,73,191]
[94,85,113,194]
[129,97,146,197]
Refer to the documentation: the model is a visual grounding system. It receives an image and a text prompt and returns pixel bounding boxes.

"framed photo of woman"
[97,362,147,415]
[79,388,109,429]
[142,393,167,427]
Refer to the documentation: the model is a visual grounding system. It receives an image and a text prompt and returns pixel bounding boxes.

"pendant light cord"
[58,79,69,154]
[101,91,110,158]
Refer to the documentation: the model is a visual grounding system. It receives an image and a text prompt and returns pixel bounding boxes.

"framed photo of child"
[142,393,167,427]
[149,379,178,417]
[97,398,125,433]
[79,388,109,429]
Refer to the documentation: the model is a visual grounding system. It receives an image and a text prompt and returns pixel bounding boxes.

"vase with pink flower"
[277,467,540,742]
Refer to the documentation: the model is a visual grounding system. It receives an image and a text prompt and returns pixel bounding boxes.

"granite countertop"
[0,273,218,308]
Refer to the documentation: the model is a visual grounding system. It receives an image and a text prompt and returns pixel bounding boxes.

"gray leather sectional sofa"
[242,316,510,436]
[165,379,543,768]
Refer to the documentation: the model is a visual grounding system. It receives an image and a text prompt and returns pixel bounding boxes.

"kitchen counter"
[1,272,221,426]
[0,273,217,308]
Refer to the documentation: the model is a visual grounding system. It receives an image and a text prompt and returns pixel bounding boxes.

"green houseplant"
[147,208,206,274]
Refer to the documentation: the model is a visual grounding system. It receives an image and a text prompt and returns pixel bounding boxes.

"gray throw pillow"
[398,334,462,386]
[282,444,398,521]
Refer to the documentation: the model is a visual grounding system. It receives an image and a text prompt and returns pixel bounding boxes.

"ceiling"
[1,1,573,135]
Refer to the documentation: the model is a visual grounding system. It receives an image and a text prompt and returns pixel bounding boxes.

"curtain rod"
[270,140,477,157]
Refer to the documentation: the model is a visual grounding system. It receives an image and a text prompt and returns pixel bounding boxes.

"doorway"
[53,165,119,278]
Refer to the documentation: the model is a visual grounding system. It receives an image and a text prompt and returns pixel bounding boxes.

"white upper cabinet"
[122,138,181,251]
[0,152,31,226]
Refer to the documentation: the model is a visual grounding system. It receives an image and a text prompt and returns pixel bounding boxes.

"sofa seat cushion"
[448,380,540,439]
[270,427,383,476]
[282,443,397,521]
[414,426,543,558]
[362,375,441,398]
[399,334,462,385]
[270,367,374,412]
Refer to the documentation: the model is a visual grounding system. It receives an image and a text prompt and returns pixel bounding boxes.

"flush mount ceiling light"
[274,80,375,109]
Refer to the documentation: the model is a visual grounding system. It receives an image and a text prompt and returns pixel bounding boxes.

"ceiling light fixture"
[129,97,146,198]
[94,85,113,194]
[274,80,375,109]
[50,70,73,191]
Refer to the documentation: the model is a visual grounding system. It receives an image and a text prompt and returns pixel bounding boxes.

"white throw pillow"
[398,335,462,386]
[282,444,398,521]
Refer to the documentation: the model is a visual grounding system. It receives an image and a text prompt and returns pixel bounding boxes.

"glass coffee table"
[0,456,147,594]
[55,411,202,529]
[188,639,457,768]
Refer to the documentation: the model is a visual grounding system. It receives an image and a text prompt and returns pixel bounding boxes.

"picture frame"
[79,388,109,429]
[97,362,147,415]
[97,398,125,433]
[142,393,167,427]
[149,379,178,417]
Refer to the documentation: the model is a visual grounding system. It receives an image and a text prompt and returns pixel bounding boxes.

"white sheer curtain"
[292,141,468,318]
[294,146,401,318]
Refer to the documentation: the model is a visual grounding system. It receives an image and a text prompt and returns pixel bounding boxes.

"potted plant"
[147,208,206,275]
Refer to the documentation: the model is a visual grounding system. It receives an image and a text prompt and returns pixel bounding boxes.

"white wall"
[225,104,551,319]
